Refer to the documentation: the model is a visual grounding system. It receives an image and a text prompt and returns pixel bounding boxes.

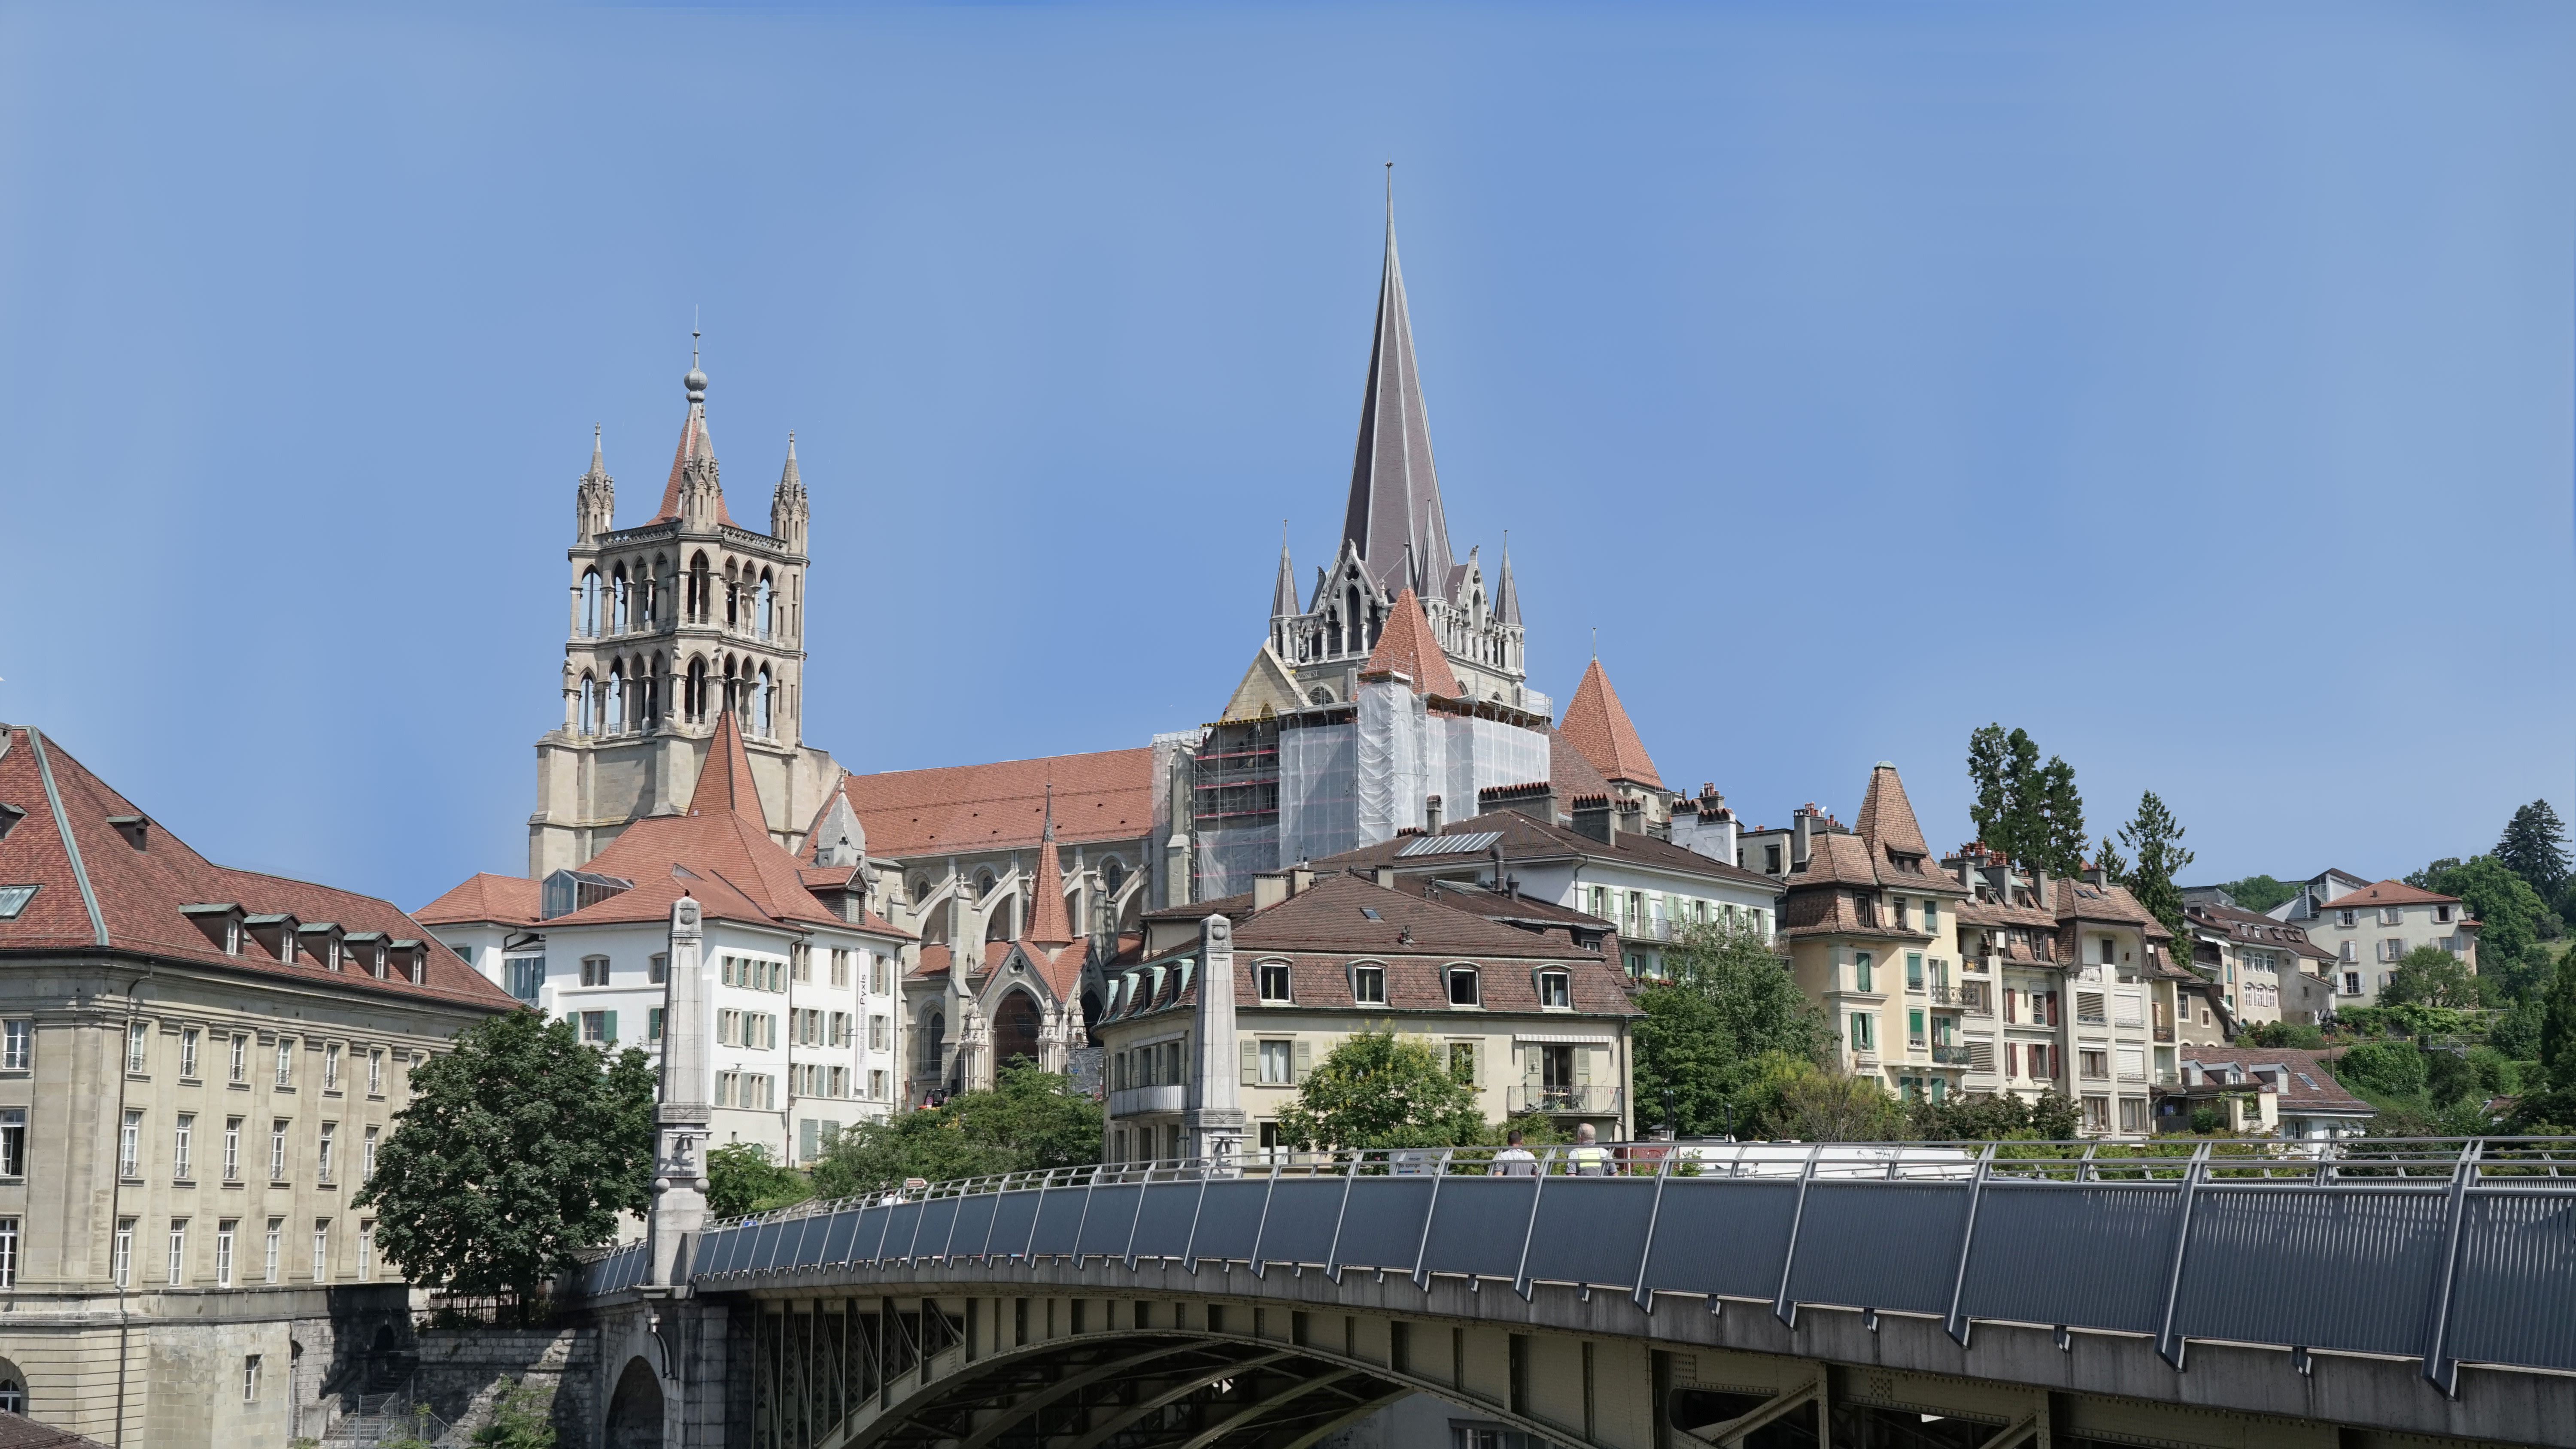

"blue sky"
[1,2,2570,911]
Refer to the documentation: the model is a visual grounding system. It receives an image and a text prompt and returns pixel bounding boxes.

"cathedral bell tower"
[528,341,843,877]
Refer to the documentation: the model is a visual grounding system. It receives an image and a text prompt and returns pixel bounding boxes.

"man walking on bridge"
[1488,1129,1538,1176]
[1569,1122,1614,1176]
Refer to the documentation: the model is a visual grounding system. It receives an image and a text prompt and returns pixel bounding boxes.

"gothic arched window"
[580,570,602,638]
[1345,586,1362,653]
[689,553,712,624]
[756,574,774,640]
[605,665,625,733]
[578,673,596,736]
[611,565,630,634]
[1101,857,1126,898]
[686,657,707,721]
[753,667,772,738]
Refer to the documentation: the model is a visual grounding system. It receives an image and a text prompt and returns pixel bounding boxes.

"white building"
[422,715,910,1164]
[2272,877,2479,1007]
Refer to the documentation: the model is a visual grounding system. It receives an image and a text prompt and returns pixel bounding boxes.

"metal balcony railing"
[1506,1084,1623,1115]
[1932,1045,1973,1066]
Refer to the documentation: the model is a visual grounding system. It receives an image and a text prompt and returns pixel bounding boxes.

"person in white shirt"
[1488,1128,1539,1177]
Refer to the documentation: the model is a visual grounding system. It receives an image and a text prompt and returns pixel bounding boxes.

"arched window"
[756,573,774,640]
[724,562,740,629]
[578,674,597,736]
[0,1359,23,1415]
[611,565,630,634]
[1101,857,1126,897]
[689,552,712,623]
[911,876,933,904]
[605,665,625,733]
[753,667,772,737]
[975,869,997,899]
[580,569,602,638]
[1345,586,1361,652]
[1309,687,1334,706]
[686,657,707,721]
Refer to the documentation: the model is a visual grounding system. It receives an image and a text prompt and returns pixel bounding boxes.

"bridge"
[574,1138,2576,1449]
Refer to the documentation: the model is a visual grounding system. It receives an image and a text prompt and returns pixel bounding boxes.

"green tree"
[2212,875,2297,913]
[706,1143,812,1218]
[2545,948,2576,1092]
[356,1011,655,1303]
[1274,1030,1485,1150]
[470,1379,560,1449]
[2381,945,2482,1009]
[2410,856,2555,1003]
[2496,800,2572,903]
[811,1062,1103,1197]
[1968,726,2088,875]
[2106,790,2195,943]
[1908,1089,2081,1141]
[1746,1055,1910,1142]
[2331,1042,2428,1098]
[1632,918,1828,1136]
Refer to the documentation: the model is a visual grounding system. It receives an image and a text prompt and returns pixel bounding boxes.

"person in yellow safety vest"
[1568,1122,1613,1176]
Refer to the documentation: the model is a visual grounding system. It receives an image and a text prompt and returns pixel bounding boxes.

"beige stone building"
[1097,869,1639,1159]
[0,724,518,1444]
[2181,900,2337,1027]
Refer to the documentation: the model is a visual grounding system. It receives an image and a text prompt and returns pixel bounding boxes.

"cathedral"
[528,343,843,877]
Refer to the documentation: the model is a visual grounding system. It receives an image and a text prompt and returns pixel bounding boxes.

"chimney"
[2083,863,2108,888]
[1291,864,1314,896]
[1373,866,1396,890]
[1424,794,1443,834]
[1252,873,1288,912]
[1792,808,1813,869]
[1571,795,1616,845]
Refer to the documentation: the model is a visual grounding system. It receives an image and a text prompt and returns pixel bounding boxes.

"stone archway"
[993,991,1042,1067]
[603,1355,663,1449]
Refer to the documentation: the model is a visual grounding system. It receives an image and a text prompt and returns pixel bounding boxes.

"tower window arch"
[686,657,708,722]
[605,663,626,734]
[753,667,772,738]
[688,552,712,624]
[611,564,630,634]
[755,572,774,641]
[580,569,602,638]
[1345,586,1361,653]
[578,673,597,736]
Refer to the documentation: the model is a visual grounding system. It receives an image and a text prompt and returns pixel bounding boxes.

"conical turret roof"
[1559,659,1661,789]
[688,711,766,828]
[1361,588,1462,697]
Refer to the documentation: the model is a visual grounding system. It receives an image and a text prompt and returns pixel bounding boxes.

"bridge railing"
[652,1137,2576,1393]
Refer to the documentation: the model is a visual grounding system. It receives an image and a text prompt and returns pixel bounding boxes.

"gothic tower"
[529,346,842,876]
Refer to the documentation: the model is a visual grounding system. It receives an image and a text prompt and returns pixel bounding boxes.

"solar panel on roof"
[1396,831,1503,858]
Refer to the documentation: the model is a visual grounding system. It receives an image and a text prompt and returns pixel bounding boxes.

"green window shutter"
[648,1008,664,1043]
[1470,1040,1484,1087]
[1293,1039,1313,1083]
[604,1010,618,1044]
[1522,1045,1539,1089]
[1577,1046,1593,1085]
[1240,1039,1258,1086]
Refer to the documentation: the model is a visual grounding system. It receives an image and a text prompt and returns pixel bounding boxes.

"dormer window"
[0,803,23,843]
[106,815,149,850]
[1446,967,1480,1007]
[1536,970,1570,1009]
[0,885,35,920]
[1257,962,1292,1003]
[181,904,246,955]
[1352,964,1385,1004]
[248,915,299,962]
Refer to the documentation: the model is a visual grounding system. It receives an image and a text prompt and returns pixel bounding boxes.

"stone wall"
[399,1327,600,1449]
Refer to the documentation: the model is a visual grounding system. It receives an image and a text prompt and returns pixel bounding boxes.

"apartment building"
[1938,847,2192,1137]
[1101,869,1638,1160]
[2181,901,2337,1027]
[0,725,519,1444]
[2151,1046,2375,1141]
[2285,880,2479,1006]
[422,715,910,1165]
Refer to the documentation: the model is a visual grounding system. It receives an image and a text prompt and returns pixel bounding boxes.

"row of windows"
[114,1025,401,1094]
[575,652,784,740]
[2335,903,2453,928]
[187,915,431,982]
[114,1111,376,1186]
[100,1214,371,1289]
[1586,886,1774,938]
[1240,961,1571,1009]
[715,1072,777,1109]
[577,553,788,641]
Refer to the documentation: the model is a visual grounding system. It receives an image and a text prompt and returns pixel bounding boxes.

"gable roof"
[1218,645,1306,722]
[2172,1046,2374,1116]
[1361,588,1462,697]
[1558,660,1661,789]
[1303,806,1780,893]
[0,726,516,1010]
[2318,879,2463,911]
[415,872,543,928]
[823,746,1154,861]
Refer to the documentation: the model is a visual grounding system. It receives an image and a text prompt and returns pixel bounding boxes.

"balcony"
[1925,984,1957,1005]
[2118,1071,2148,1084]
[1506,1085,1624,1116]
[2076,1013,2108,1028]
[1108,1084,1186,1117]
[2114,1017,2145,1031]
[2153,1025,2175,1043]
[1931,1045,1973,1066]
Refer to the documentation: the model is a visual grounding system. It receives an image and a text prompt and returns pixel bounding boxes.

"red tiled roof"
[690,712,764,828]
[2317,879,2462,910]
[0,1412,109,1449]
[824,747,1154,858]
[1855,763,1930,859]
[1025,828,1074,949]
[1361,588,1463,697]
[0,727,517,1010]
[650,399,735,527]
[414,872,542,928]
[1558,660,1661,789]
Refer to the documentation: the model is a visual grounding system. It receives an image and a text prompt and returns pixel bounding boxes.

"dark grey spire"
[1495,534,1521,626]
[1270,529,1299,620]
[1340,168,1453,598]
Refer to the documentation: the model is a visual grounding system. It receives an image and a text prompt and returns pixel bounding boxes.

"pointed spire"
[1495,532,1521,626]
[575,425,616,542]
[686,709,767,828]
[1855,762,1930,860]
[1560,658,1662,789]
[1025,785,1074,947]
[654,335,735,527]
[778,431,802,491]
[1271,524,1298,620]
[588,424,606,476]
[770,430,809,550]
[1340,166,1454,599]
[1361,588,1463,697]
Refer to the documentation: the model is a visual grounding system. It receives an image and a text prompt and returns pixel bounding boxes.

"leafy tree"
[2489,995,2547,1061]
[2212,875,2297,913]
[2464,1046,2522,1098]
[2545,947,2576,1092]
[471,1379,560,1449]
[1274,1030,1485,1150]
[2409,856,2554,1003]
[2496,800,2572,903]
[2331,1042,2428,1098]
[2032,757,2088,877]
[2246,1021,2326,1049]
[811,1063,1102,1197]
[2381,945,2483,1009]
[706,1143,812,1218]
[2106,790,2195,944]
[1908,1089,2081,1141]
[1632,918,1828,1137]
[356,1011,654,1304]
[1750,1056,1909,1142]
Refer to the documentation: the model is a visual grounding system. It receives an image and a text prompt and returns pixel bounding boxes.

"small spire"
[1043,782,1055,841]
[684,313,707,404]
[591,424,603,465]
[778,431,802,490]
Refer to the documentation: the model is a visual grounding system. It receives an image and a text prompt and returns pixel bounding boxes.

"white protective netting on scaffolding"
[1195,821,1278,901]
[1278,721,1358,866]
[1354,680,1428,848]
[1440,713,1552,818]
